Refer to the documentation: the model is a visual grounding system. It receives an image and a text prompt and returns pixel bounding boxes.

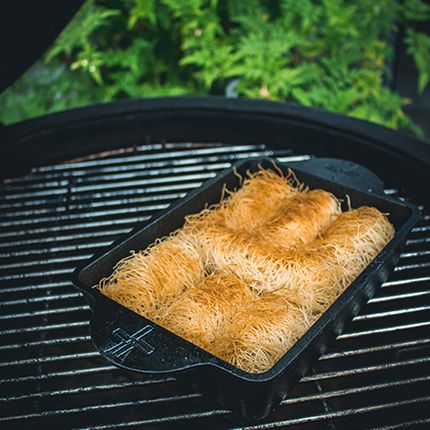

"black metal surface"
[73,156,420,421]
[1,142,430,429]
[1,97,430,429]
[1,98,430,204]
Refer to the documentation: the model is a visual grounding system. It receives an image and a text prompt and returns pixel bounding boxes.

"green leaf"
[291,87,312,106]
[126,0,158,28]
[401,0,430,22]
[45,0,120,62]
[0,0,424,137]
[418,72,430,94]
[405,28,430,93]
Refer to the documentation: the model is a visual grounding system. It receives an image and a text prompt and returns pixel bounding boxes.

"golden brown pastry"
[96,166,395,373]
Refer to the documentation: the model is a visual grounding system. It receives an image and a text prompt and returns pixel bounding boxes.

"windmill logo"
[105,325,155,362]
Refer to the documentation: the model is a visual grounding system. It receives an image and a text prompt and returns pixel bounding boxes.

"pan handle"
[287,157,386,195]
[89,294,217,373]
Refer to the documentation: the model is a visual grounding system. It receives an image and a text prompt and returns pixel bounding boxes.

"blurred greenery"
[1,0,430,136]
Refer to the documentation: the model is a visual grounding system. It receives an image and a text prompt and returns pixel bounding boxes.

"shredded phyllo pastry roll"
[96,167,395,373]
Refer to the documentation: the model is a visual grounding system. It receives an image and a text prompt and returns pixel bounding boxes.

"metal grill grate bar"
[369,289,430,303]
[0,217,152,239]
[303,356,430,382]
[0,351,100,368]
[71,410,232,430]
[228,397,430,430]
[353,305,430,321]
[35,144,271,171]
[0,320,88,336]
[0,305,89,320]
[281,375,430,405]
[337,321,430,339]
[2,365,118,384]
[2,377,176,403]
[320,337,430,360]
[0,335,92,352]
[1,144,429,430]
[0,230,130,248]
[1,393,204,424]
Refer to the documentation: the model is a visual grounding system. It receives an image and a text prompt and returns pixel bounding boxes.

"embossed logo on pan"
[105,326,155,362]
[325,163,359,177]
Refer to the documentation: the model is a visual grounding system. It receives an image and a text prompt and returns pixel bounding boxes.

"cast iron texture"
[73,156,420,421]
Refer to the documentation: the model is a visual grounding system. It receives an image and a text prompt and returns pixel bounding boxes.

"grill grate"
[1,142,429,430]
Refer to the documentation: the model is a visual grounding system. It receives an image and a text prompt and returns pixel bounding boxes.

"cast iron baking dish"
[72,157,420,421]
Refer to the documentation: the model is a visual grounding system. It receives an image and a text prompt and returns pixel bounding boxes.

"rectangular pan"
[72,157,421,421]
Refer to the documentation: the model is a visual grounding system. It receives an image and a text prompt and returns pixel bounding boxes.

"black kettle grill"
[1,2,430,429]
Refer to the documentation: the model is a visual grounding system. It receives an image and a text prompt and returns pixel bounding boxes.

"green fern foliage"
[0,0,428,136]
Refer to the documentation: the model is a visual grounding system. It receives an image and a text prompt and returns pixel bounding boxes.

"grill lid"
[0,0,85,94]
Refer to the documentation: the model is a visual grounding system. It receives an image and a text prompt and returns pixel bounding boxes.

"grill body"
[1,97,430,429]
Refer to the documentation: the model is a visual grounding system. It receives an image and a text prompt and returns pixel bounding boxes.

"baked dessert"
[97,166,395,373]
